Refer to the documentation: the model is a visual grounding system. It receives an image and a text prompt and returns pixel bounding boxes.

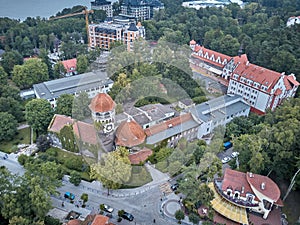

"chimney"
[242,186,245,194]
[249,172,253,178]
[261,182,265,190]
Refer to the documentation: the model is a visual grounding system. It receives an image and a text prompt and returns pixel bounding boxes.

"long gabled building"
[33,71,113,108]
[190,40,299,114]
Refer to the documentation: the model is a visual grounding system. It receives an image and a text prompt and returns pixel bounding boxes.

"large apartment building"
[91,0,113,17]
[190,40,299,114]
[120,0,164,20]
[89,21,145,50]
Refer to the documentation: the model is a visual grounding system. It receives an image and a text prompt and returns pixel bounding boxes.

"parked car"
[122,212,134,221]
[103,204,114,213]
[64,192,75,200]
[231,152,239,158]
[170,183,179,191]
[221,156,231,164]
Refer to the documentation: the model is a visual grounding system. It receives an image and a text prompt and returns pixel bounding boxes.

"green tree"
[12,59,49,89]
[90,152,132,195]
[0,112,17,141]
[39,48,54,79]
[36,134,51,152]
[0,97,24,122]
[175,209,185,222]
[53,62,66,78]
[69,171,82,186]
[72,92,90,120]
[55,94,74,116]
[76,54,89,74]
[188,213,200,225]
[1,50,23,75]
[0,66,8,85]
[59,125,78,153]
[25,99,53,136]
[8,216,31,225]
[20,37,33,56]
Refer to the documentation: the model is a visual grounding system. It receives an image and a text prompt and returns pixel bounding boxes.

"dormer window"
[226,187,233,196]
[246,193,254,203]
[234,190,240,199]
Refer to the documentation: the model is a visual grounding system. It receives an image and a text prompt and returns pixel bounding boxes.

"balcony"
[214,179,259,208]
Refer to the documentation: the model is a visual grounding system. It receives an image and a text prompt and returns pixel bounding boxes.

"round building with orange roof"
[89,93,115,133]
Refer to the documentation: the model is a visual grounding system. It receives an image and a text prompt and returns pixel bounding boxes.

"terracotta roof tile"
[73,121,98,145]
[67,219,81,225]
[287,75,300,86]
[115,119,146,147]
[61,58,77,73]
[248,207,282,225]
[192,45,232,68]
[128,147,153,164]
[284,76,293,90]
[274,88,282,95]
[91,215,109,225]
[89,93,115,113]
[48,114,74,133]
[222,168,253,198]
[246,172,281,202]
[234,62,281,92]
[145,113,194,136]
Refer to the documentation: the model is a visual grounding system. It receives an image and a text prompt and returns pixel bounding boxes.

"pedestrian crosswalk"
[159,182,172,195]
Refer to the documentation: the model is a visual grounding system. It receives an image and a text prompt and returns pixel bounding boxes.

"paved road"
[0,152,25,175]
[0,152,178,224]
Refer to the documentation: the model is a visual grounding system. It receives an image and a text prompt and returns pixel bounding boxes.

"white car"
[222,156,231,164]
[103,204,114,213]
[231,152,239,158]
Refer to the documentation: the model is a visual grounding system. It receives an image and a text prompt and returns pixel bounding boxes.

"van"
[223,141,233,150]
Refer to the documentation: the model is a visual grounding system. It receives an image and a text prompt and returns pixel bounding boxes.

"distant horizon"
[0,0,117,21]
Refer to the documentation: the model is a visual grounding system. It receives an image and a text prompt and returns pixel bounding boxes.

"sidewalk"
[161,193,202,225]
[63,163,170,198]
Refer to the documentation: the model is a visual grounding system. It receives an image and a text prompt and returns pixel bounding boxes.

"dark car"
[122,212,134,221]
[171,183,179,191]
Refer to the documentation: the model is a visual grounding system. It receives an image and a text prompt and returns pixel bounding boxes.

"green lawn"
[0,127,33,153]
[45,147,93,182]
[123,165,152,188]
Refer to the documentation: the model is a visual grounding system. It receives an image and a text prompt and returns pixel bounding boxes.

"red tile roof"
[234,62,281,93]
[192,45,232,68]
[284,76,293,90]
[91,215,109,225]
[274,88,282,96]
[89,93,115,113]
[61,58,77,73]
[73,121,98,145]
[233,54,248,64]
[287,74,300,86]
[246,172,281,202]
[145,113,194,136]
[67,219,81,225]
[222,168,253,198]
[248,207,282,225]
[115,119,146,147]
[128,147,153,164]
[48,114,74,133]
[213,211,240,225]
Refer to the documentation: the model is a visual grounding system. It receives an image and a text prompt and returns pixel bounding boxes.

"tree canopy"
[25,99,54,136]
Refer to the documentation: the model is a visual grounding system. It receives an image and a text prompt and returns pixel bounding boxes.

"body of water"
[0,0,104,21]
